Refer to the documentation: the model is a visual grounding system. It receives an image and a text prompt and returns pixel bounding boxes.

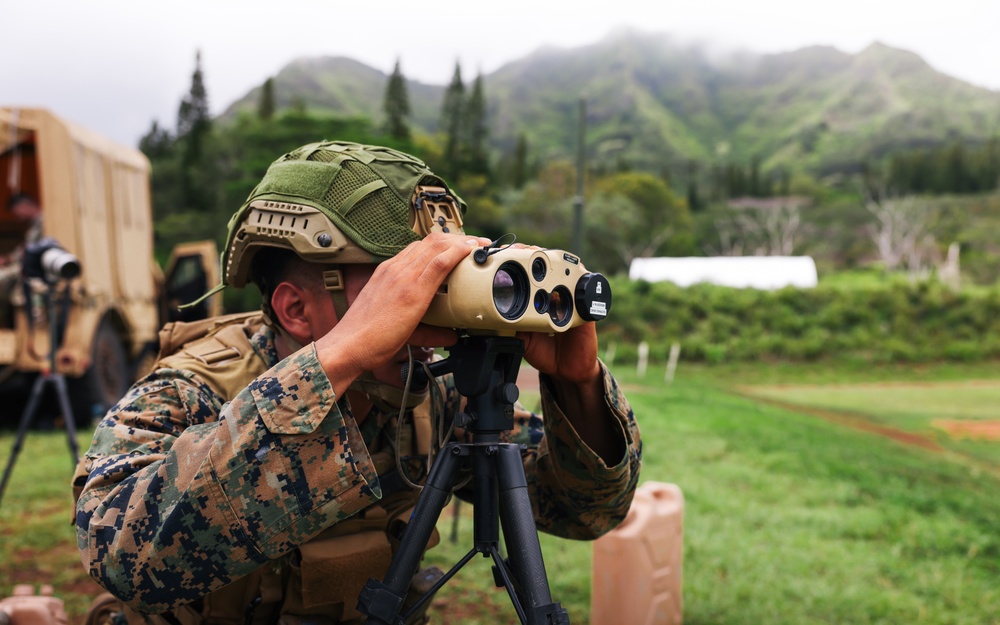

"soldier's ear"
[271,281,313,347]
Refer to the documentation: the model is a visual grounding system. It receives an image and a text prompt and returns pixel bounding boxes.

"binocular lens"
[531,257,547,281]
[534,290,549,313]
[548,286,573,326]
[493,262,529,320]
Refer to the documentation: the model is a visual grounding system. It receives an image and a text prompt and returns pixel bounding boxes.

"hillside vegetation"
[602,277,1000,364]
[223,31,1000,176]
[150,34,1000,305]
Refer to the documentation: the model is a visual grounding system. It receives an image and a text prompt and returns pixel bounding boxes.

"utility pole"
[572,97,586,255]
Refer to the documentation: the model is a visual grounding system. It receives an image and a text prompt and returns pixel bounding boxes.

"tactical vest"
[117,313,439,625]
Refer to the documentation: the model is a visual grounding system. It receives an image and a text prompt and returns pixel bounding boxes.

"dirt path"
[932,419,1000,441]
[733,387,1000,479]
[739,393,944,452]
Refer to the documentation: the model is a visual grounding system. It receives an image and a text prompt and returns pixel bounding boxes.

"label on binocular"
[589,301,608,318]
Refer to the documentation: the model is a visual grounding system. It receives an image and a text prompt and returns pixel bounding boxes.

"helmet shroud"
[224,141,465,289]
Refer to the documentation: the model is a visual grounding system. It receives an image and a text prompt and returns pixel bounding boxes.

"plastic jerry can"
[0,585,68,625]
[591,482,684,625]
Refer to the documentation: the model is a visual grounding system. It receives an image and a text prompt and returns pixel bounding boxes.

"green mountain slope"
[222,31,1000,176]
[225,56,444,130]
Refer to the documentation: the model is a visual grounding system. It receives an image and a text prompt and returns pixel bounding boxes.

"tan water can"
[0,585,68,625]
[591,482,684,625]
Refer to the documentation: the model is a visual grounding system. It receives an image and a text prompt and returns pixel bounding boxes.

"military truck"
[0,107,221,423]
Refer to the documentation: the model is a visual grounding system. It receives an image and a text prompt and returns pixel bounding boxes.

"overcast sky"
[4,0,999,147]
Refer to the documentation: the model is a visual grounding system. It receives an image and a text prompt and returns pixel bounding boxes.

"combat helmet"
[221,140,466,407]
[224,140,465,290]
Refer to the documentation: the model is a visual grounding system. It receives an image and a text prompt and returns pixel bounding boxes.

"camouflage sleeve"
[75,344,381,614]
[508,361,641,540]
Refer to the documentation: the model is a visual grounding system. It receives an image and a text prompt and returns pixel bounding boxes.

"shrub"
[600,278,1000,364]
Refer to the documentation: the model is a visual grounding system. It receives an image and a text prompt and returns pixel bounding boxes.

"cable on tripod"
[392,347,449,491]
[393,346,422,490]
[392,347,474,492]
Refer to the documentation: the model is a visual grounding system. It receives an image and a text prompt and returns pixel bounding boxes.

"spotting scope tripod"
[357,335,570,625]
[0,279,80,509]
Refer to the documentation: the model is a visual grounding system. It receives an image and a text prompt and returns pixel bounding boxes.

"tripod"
[357,335,570,625]
[0,281,79,509]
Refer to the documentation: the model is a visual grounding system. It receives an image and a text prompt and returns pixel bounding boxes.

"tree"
[586,172,693,272]
[139,120,172,159]
[512,133,529,189]
[463,73,489,176]
[715,197,803,256]
[175,50,214,213]
[502,160,577,250]
[258,77,276,121]
[749,155,761,197]
[440,62,465,181]
[177,50,211,140]
[685,159,702,211]
[382,60,411,141]
[863,190,935,274]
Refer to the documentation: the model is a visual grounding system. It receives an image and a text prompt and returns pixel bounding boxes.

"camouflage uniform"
[73,315,641,623]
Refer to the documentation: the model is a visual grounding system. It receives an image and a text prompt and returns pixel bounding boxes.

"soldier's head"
[224,141,466,403]
[6,193,41,222]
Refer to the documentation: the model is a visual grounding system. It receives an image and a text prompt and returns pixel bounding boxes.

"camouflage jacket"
[74,322,641,615]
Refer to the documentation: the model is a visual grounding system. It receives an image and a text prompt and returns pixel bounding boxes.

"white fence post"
[637,342,649,378]
[665,342,681,384]
[605,341,617,368]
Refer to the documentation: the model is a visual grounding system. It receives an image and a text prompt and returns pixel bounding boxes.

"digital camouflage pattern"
[74,320,641,618]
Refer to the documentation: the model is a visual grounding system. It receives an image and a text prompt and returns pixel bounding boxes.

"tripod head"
[402,335,525,435]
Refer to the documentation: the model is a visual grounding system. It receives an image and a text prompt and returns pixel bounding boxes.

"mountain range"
[223,30,1000,176]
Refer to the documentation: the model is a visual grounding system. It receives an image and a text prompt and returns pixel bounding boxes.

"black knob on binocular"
[575,272,612,322]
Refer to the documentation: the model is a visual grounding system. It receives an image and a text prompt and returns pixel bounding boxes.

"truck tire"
[69,319,130,427]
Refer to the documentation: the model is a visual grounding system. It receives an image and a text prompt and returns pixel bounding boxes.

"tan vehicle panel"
[1,107,216,422]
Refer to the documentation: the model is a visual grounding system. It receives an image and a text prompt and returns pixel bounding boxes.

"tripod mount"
[357,335,570,625]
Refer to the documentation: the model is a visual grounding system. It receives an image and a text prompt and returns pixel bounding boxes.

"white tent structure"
[629,256,818,290]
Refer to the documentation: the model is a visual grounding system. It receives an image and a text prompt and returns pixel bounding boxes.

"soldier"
[73,142,641,624]
[0,193,44,325]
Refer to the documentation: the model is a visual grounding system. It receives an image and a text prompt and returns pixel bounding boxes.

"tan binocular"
[423,246,612,335]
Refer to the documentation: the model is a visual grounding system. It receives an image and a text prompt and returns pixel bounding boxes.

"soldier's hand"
[316,233,491,392]
[518,323,624,463]
[517,322,601,386]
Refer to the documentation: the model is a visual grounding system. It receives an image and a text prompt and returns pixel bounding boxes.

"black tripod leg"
[358,443,465,625]
[496,445,569,625]
[53,374,80,464]
[0,374,48,508]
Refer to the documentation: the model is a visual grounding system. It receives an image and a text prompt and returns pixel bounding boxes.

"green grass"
[426,368,1000,624]
[3,366,1000,625]
[0,429,103,618]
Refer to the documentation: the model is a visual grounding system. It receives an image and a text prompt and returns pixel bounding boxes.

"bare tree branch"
[713,200,803,256]
[863,190,935,274]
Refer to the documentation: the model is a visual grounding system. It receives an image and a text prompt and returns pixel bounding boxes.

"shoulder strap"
[155,313,268,401]
[156,311,262,360]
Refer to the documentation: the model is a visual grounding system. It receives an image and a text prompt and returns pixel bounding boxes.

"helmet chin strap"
[323,269,428,411]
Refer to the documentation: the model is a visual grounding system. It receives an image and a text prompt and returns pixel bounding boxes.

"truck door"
[163,240,221,323]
